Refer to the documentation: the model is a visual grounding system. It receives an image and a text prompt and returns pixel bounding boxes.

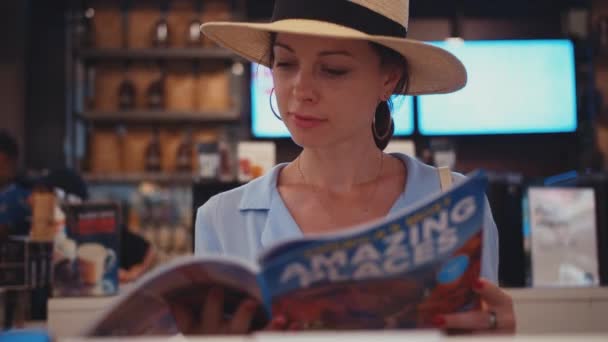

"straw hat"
[201,0,466,95]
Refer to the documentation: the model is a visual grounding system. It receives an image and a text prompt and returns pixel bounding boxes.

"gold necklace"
[296,153,385,225]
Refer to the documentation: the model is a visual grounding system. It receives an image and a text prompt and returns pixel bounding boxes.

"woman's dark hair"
[266,34,410,150]
[369,43,410,150]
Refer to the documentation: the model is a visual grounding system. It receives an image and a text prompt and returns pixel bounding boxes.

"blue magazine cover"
[257,170,486,329]
[85,171,487,336]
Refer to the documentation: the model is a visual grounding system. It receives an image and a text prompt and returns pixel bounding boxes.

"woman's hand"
[435,278,516,334]
[118,268,141,283]
[169,287,290,335]
[118,269,133,283]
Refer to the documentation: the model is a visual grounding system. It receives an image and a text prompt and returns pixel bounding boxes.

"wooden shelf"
[78,110,241,123]
[83,173,242,185]
[76,47,241,61]
[84,172,197,184]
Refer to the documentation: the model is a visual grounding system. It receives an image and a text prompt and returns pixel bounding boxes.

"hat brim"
[201,19,467,95]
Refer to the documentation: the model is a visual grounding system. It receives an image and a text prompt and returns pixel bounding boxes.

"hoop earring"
[269,88,282,121]
[373,109,393,140]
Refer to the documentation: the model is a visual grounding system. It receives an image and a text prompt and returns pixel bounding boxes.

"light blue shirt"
[195,153,499,283]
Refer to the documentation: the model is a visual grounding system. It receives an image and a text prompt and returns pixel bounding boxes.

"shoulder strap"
[438,166,453,192]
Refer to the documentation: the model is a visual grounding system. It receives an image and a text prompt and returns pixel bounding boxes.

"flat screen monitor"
[418,39,577,136]
[251,63,414,138]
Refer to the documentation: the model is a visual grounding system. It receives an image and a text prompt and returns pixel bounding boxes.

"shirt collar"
[237,162,303,247]
[240,152,428,248]
[237,152,424,211]
[238,162,288,210]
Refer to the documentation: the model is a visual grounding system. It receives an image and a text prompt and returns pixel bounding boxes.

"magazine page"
[257,171,487,330]
[85,255,266,336]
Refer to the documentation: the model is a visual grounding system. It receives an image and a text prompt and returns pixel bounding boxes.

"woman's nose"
[292,69,317,103]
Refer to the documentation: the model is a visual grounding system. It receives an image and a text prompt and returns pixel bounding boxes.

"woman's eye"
[322,68,349,76]
[274,61,295,68]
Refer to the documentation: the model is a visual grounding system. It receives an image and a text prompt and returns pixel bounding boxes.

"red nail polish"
[431,315,446,327]
[275,316,287,325]
[474,279,484,290]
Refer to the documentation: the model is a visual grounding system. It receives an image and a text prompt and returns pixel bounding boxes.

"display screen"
[525,187,599,287]
[418,39,577,136]
[251,63,414,138]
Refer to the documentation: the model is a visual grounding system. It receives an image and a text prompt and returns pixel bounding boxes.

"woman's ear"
[381,64,403,97]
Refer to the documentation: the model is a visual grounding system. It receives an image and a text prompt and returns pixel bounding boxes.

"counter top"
[506,286,608,301]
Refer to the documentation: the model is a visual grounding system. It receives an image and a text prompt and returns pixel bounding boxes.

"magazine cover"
[85,171,487,336]
[257,171,486,329]
[53,202,120,297]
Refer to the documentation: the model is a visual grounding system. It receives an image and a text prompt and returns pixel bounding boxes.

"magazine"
[53,202,120,297]
[86,171,487,336]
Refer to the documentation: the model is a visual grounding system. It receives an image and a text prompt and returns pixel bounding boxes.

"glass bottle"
[74,1,95,48]
[117,61,136,111]
[176,129,193,172]
[186,0,203,47]
[152,0,171,48]
[146,61,166,110]
[145,129,162,172]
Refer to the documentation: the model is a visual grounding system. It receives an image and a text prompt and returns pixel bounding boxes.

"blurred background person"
[0,130,31,239]
[39,169,156,284]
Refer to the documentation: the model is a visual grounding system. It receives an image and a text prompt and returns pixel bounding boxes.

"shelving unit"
[83,172,244,186]
[71,49,245,124]
[62,0,250,263]
[83,172,197,184]
[76,47,240,60]
[66,0,249,172]
[78,110,242,123]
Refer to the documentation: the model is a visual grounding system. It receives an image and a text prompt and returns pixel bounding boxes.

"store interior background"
[1,1,608,333]
[0,0,605,171]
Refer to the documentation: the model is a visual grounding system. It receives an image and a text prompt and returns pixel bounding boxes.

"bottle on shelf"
[117,60,136,111]
[152,0,171,48]
[218,129,235,182]
[74,0,95,48]
[186,0,203,47]
[116,125,127,171]
[146,61,166,110]
[120,0,131,49]
[176,128,193,173]
[145,128,162,172]
[85,63,96,110]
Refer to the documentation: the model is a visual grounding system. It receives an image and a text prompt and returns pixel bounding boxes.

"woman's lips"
[291,113,327,129]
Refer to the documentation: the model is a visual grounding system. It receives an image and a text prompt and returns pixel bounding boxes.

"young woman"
[178,0,516,335]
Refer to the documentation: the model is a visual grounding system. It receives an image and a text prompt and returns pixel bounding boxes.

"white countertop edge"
[505,287,608,301]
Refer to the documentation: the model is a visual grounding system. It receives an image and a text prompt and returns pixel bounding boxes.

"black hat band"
[271,0,408,38]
